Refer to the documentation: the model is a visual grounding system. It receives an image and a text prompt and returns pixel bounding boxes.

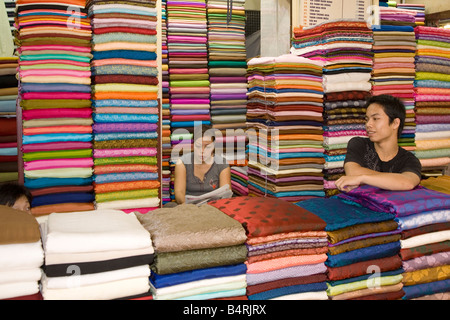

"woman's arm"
[219,166,231,189]
[174,159,187,204]
[336,162,420,192]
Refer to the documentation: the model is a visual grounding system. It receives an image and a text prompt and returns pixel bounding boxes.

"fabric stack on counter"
[161,0,172,205]
[414,26,450,176]
[209,196,329,300]
[87,0,160,213]
[371,25,417,152]
[0,205,43,300]
[292,21,373,197]
[396,3,425,26]
[336,185,450,300]
[246,54,326,202]
[207,0,248,184]
[166,0,210,201]
[136,204,248,300]
[379,6,419,27]
[41,209,154,300]
[297,198,405,300]
[16,0,95,216]
[0,57,18,184]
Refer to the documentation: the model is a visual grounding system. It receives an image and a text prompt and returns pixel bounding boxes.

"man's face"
[365,103,399,143]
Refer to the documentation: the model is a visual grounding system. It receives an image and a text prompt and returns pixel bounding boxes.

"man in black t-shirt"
[335,95,422,192]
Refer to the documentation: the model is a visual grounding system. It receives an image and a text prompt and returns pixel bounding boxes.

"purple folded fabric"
[21,142,92,152]
[246,263,327,286]
[328,229,402,247]
[93,123,158,133]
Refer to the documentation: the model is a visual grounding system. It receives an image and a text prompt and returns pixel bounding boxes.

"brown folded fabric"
[0,205,41,244]
[400,241,450,261]
[348,286,405,300]
[401,222,450,240]
[331,283,404,300]
[30,185,94,197]
[31,203,95,216]
[0,162,18,173]
[328,220,399,244]
[246,273,328,296]
[327,255,403,281]
[328,234,401,255]
[402,265,450,286]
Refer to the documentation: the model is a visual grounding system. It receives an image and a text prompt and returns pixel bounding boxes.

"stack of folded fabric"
[0,57,19,184]
[292,21,372,197]
[379,6,418,27]
[161,0,172,205]
[336,185,450,300]
[414,26,450,176]
[372,25,417,152]
[420,175,450,195]
[297,197,405,300]
[246,54,326,202]
[87,0,160,212]
[166,0,210,201]
[230,165,248,196]
[0,205,44,300]
[16,0,95,216]
[209,196,329,300]
[396,3,425,26]
[207,0,248,177]
[41,209,154,300]
[136,204,248,300]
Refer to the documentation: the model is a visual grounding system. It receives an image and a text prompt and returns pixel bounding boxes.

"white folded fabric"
[0,268,42,285]
[44,210,152,254]
[44,265,150,289]
[0,241,44,271]
[95,198,160,210]
[41,276,150,300]
[0,281,40,300]
[400,230,450,249]
[270,291,329,300]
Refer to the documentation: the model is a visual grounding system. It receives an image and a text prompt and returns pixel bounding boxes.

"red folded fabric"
[22,108,92,120]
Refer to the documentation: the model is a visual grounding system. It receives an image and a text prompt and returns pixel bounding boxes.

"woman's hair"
[0,182,32,207]
[194,124,216,142]
[366,94,406,138]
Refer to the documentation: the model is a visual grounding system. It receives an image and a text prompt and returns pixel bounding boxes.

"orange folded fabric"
[94,180,161,193]
[245,254,328,273]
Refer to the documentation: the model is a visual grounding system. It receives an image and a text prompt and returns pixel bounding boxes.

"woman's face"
[13,195,31,213]
[194,136,215,163]
[365,103,399,143]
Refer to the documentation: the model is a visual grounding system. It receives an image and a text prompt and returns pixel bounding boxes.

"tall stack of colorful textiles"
[0,205,43,300]
[207,0,248,191]
[41,210,154,300]
[166,0,210,201]
[16,0,95,216]
[0,57,18,184]
[292,21,373,197]
[414,26,450,175]
[337,185,450,300]
[371,25,417,152]
[297,197,405,300]
[161,0,172,205]
[379,6,418,27]
[137,204,248,300]
[246,54,326,202]
[88,0,160,212]
[396,3,425,26]
[209,196,329,300]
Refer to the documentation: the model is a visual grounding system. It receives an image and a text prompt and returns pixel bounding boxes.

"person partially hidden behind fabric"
[172,125,231,205]
[0,182,32,213]
[335,94,422,192]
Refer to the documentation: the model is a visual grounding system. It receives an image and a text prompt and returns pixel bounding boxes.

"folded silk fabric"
[337,185,450,216]
[136,204,247,253]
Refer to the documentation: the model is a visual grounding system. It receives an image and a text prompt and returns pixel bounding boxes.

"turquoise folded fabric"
[93,113,158,123]
[22,133,93,144]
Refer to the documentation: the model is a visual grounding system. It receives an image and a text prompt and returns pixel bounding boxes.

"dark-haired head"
[0,182,32,212]
[366,95,406,139]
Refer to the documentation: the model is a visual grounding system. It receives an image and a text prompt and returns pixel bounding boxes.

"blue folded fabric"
[94,132,158,141]
[22,133,93,145]
[93,114,158,123]
[325,242,401,268]
[0,100,17,112]
[0,147,17,156]
[24,177,93,189]
[402,279,450,300]
[372,25,415,32]
[32,192,94,207]
[93,172,158,184]
[177,288,247,300]
[248,282,328,300]
[92,50,157,61]
[21,83,91,93]
[150,264,247,289]
[171,121,211,128]
[295,198,396,231]
[92,99,158,108]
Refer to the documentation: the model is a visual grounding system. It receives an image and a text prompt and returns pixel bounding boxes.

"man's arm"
[335,162,421,192]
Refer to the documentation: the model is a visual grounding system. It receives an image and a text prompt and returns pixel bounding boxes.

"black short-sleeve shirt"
[344,137,422,178]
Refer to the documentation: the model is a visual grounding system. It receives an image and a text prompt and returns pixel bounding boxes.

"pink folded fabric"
[20,70,91,78]
[19,45,91,53]
[21,142,92,152]
[21,92,91,100]
[19,59,90,67]
[24,158,94,170]
[93,148,157,158]
[23,126,92,135]
[22,108,92,120]
[91,58,157,67]
[94,107,158,114]
[246,254,328,273]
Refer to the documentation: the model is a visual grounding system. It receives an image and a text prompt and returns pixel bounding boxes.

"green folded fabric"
[22,149,93,162]
[94,156,157,166]
[95,189,159,203]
